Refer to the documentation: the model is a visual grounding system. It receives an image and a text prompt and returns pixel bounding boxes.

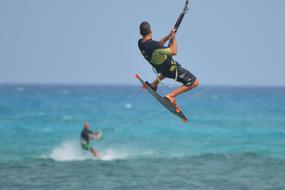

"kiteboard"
[135,74,188,122]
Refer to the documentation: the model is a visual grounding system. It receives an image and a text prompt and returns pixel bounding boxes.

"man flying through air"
[138,21,199,107]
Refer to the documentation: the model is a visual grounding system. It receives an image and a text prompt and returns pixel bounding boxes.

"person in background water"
[80,122,101,157]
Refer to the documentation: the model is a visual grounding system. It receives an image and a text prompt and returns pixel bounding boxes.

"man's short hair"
[140,21,152,36]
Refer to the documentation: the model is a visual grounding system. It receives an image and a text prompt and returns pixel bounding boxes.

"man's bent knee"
[191,79,200,88]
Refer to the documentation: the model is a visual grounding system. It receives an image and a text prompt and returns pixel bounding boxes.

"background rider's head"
[84,122,90,129]
[140,21,152,38]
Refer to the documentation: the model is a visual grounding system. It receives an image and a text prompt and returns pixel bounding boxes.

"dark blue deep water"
[0,85,285,190]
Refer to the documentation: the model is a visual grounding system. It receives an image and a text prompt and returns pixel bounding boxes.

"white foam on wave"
[37,112,46,116]
[212,94,219,100]
[17,87,24,92]
[44,140,155,162]
[100,149,129,161]
[101,148,154,161]
[46,140,91,161]
[62,115,72,121]
[124,103,133,109]
[42,128,52,133]
[100,148,153,161]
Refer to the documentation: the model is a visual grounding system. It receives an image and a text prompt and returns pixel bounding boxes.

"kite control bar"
[168,0,190,46]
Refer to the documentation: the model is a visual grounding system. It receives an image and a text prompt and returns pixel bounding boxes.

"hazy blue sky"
[0,0,284,86]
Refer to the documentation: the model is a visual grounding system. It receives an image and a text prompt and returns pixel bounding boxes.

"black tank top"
[138,39,173,74]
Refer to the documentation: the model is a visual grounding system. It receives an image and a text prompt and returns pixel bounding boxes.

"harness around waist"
[152,60,177,74]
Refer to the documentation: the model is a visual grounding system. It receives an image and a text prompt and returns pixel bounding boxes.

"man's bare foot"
[165,94,176,106]
[92,149,101,158]
[96,152,101,157]
[94,151,101,158]
[165,94,181,112]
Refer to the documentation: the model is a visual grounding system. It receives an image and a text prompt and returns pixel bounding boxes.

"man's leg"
[91,147,101,157]
[151,74,165,91]
[166,79,200,105]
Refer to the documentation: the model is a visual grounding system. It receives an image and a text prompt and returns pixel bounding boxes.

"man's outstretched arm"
[156,31,177,56]
[158,30,177,55]
[169,34,177,55]
[158,34,171,46]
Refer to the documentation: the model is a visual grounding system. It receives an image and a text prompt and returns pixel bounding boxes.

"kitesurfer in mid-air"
[80,122,101,157]
[138,21,199,106]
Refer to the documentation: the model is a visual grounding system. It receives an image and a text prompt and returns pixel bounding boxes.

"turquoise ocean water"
[0,85,285,190]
